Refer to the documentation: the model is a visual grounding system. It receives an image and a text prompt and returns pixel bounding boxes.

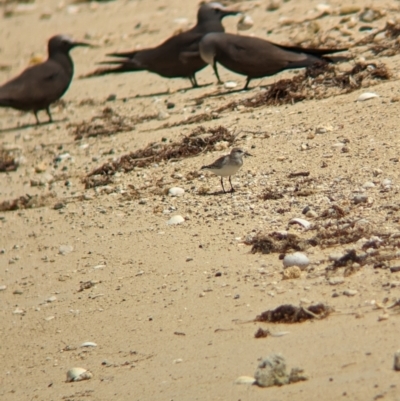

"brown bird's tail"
[81,61,144,78]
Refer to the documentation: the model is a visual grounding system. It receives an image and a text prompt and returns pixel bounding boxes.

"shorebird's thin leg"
[220,177,226,194]
[229,176,235,192]
[33,111,40,125]
[45,107,53,123]
[243,77,251,90]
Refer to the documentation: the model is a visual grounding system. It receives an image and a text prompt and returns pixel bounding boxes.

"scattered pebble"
[167,215,185,225]
[283,252,309,270]
[282,266,301,279]
[378,312,389,321]
[254,354,308,388]
[353,195,368,204]
[59,245,74,255]
[66,367,92,382]
[0,285,6,291]
[343,289,358,297]
[168,187,185,197]
[329,277,345,286]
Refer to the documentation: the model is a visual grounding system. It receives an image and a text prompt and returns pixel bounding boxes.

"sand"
[1,0,400,400]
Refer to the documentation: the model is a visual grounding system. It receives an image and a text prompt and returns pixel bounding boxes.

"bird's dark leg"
[33,111,40,125]
[213,62,223,85]
[190,74,199,88]
[243,77,251,90]
[229,176,235,193]
[220,177,227,194]
[45,107,53,123]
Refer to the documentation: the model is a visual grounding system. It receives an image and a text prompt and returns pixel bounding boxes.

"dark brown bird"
[90,3,239,87]
[199,32,348,89]
[0,35,90,125]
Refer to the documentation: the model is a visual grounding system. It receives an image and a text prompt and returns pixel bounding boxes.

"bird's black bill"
[72,41,92,48]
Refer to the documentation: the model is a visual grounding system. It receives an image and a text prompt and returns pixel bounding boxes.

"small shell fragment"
[356,92,379,102]
[66,367,93,382]
[168,187,185,197]
[235,376,256,385]
[289,218,311,229]
[224,81,238,89]
[237,15,254,31]
[167,215,185,225]
[80,342,97,348]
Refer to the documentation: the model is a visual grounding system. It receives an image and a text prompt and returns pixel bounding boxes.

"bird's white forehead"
[58,35,74,43]
[208,2,225,9]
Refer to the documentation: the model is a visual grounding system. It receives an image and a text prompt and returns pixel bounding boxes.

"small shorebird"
[201,147,252,193]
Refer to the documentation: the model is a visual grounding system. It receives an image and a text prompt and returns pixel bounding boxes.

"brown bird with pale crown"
[0,35,90,125]
[89,3,239,87]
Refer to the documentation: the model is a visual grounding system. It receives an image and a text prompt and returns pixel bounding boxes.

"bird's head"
[48,35,91,56]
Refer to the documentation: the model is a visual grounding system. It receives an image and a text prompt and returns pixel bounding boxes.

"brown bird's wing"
[217,35,323,78]
[0,60,70,111]
[97,32,206,78]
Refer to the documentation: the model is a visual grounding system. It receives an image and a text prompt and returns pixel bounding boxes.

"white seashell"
[289,218,311,229]
[315,3,331,13]
[224,81,238,89]
[235,376,256,385]
[93,264,106,269]
[80,342,97,348]
[356,92,379,102]
[237,15,254,31]
[13,307,25,315]
[0,285,7,291]
[66,367,93,382]
[59,245,73,255]
[283,252,310,270]
[168,187,185,197]
[167,215,185,225]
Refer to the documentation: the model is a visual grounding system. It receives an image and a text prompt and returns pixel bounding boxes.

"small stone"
[363,181,375,188]
[254,354,289,387]
[329,277,345,286]
[339,5,361,15]
[283,252,309,270]
[35,162,47,173]
[343,289,358,297]
[282,266,301,280]
[168,187,185,197]
[378,312,389,321]
[0,285,6,291]
[235,376,256,385]
[46,296,57,303]
[106,94,116,101]
[166,102,175,109]
[167,215,185,225]
[267,0,281,11]
[59,245,73,255]
[305,209,318,218]
[329,253,344,262]
[13,307,25,315]
[390,266,400,273]
[53,202,65,210]
[353,195,368,204]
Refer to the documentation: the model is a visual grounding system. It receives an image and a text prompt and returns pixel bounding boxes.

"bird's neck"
[197,21,225,34]
[49,52,74,75]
